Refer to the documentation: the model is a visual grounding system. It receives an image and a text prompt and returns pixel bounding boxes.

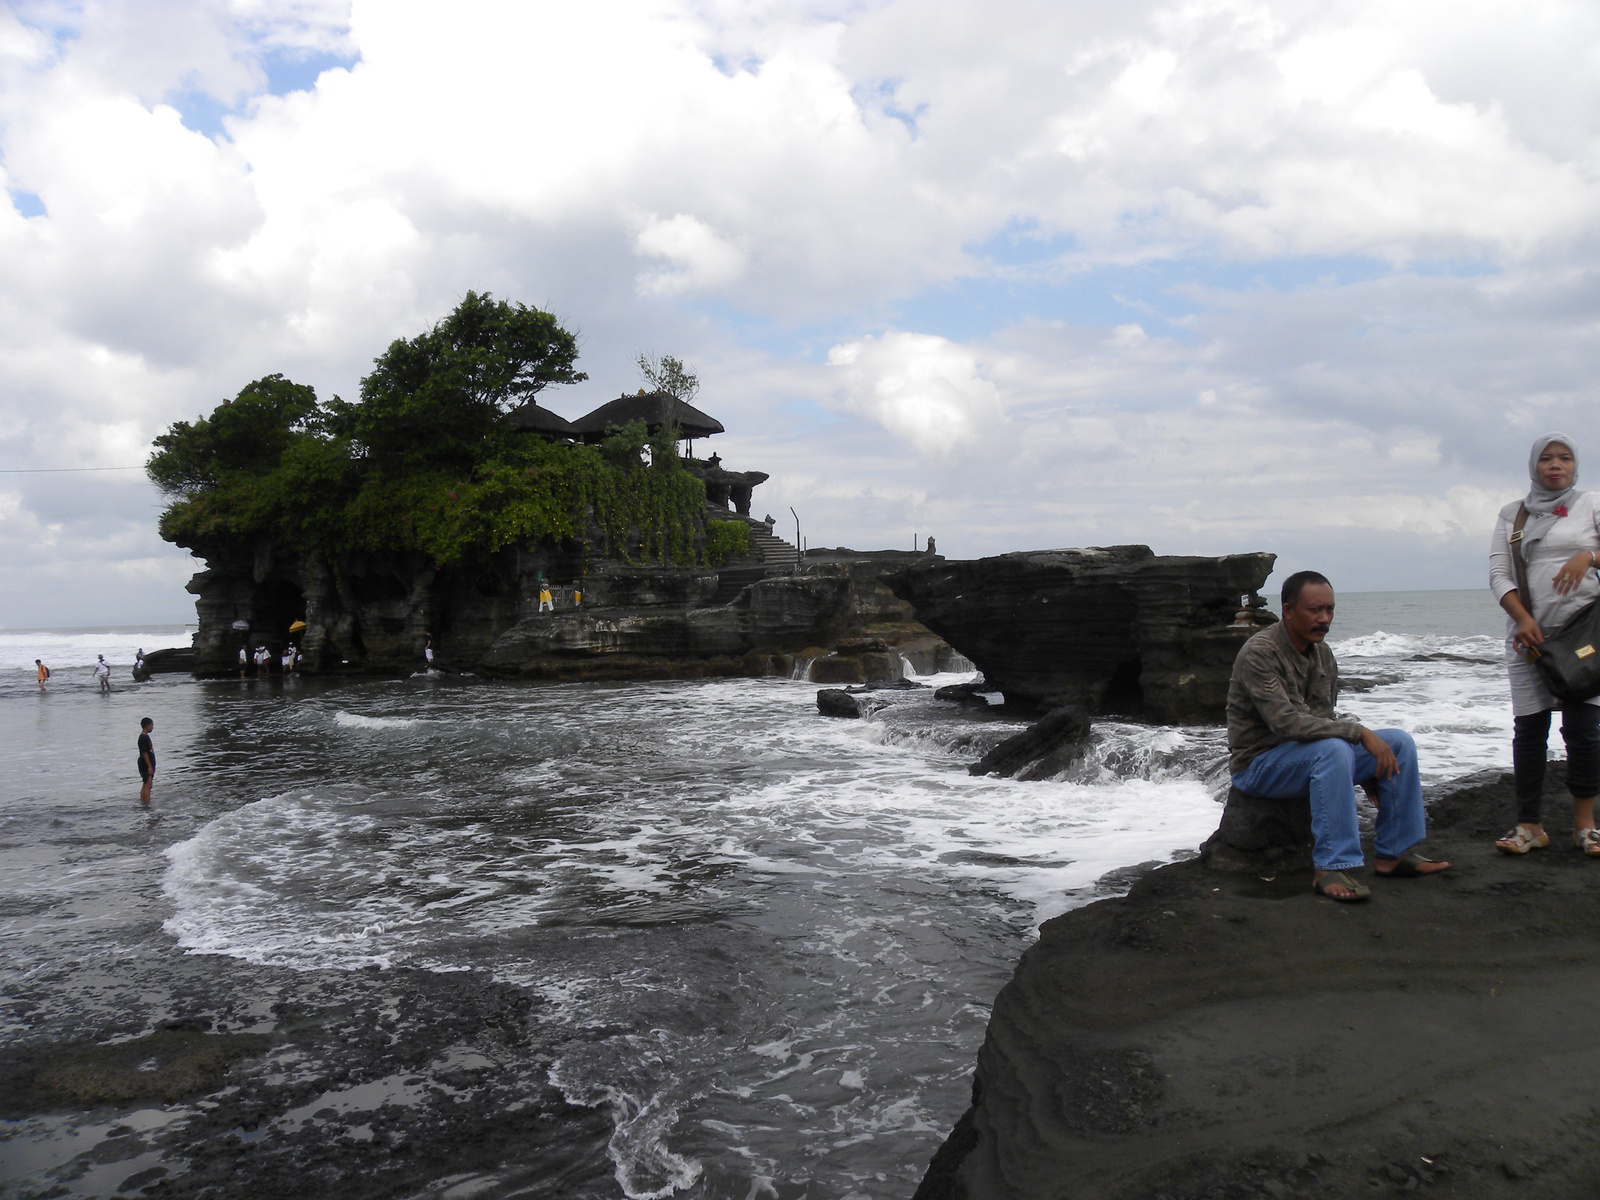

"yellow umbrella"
[287,620,307,633]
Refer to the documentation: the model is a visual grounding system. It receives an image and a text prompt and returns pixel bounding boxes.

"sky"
[3,0,1599,626]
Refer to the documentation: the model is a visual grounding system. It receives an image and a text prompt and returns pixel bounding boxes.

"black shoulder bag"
[1510,504,1600,704]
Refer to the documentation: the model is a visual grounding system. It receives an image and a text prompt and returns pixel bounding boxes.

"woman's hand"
[1513,613,1544,653]
[1551,549,1599,595]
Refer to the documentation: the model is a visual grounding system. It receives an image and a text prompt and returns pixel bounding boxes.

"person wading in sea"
[35,659,48,689]
[137,717,155,805]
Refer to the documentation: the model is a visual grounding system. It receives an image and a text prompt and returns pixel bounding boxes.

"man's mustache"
[1310,625,1331,634]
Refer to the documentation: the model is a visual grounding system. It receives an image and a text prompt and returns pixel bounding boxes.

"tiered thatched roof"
[569,391,725,442]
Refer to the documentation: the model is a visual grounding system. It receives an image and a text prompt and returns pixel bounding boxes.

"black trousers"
[1514,704,1600,823]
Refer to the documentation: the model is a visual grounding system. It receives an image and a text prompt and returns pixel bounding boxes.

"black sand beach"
[915,765,1600,1199]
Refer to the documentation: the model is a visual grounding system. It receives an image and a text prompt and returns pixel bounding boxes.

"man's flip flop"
[1375,850,1451,878]
[1312,871,1371,903]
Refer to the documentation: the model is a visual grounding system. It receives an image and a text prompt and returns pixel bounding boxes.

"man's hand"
[1359,727,1399,779]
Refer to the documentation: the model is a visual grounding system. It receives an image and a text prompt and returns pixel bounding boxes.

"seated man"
[1227,569,1450,902]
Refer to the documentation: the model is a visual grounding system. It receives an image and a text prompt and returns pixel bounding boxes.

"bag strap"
[1510,504,1532,610]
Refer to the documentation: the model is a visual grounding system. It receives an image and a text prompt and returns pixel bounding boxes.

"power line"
[0,466,145,474]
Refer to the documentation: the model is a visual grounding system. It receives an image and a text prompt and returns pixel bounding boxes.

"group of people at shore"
[1229,432,1600,902]
[237,643,298,678]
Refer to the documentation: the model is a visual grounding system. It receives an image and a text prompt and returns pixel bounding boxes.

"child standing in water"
[137,718,155,805]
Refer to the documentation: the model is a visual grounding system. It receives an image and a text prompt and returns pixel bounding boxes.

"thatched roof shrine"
[570,390,725,442]
[505,400,579,437]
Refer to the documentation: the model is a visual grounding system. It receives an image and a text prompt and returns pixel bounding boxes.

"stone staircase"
[704,527,802,606]
[751,531,800,571]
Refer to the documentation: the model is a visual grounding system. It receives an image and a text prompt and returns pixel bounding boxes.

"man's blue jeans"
[1230,730,1426,871]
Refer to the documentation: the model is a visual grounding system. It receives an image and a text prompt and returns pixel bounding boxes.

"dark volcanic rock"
[477,574,855,679]
[0,962,615,1200]
[137,647,197,675]
[1199,786,1315,873]
[915,766,1600,1200]
[969,706,1092,780]
[178,538,962,683]
[936,680,992,708]
[817,688,864,718]
[885,546,1276,723]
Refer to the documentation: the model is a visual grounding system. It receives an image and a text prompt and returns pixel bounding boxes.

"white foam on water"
[547,1063,703,1200]
[161,792,556,970]
[333,711,425,730]
[141,619,1528,1199]
[0,624,194,671]
[902,667,982,689]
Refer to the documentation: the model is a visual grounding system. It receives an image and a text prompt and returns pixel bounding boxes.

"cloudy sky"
[3,0,1598,626]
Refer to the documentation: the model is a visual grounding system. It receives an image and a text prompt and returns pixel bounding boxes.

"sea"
[0,591,1514,1198]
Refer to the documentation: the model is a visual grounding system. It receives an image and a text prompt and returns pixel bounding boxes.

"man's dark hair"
[1281,570,1332,607]
[140,717,153,730]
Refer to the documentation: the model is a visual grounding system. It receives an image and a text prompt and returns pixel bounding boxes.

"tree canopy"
[147,294,746,571]
[147,374,322,494]
[348,291,587,472]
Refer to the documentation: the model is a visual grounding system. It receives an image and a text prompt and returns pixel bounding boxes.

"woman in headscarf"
[1488,434,1600,856]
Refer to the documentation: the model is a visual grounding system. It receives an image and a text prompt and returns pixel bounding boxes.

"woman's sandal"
[1496,827,1550,854]
[1312,871,1371,903]
[1574,828,1600,857]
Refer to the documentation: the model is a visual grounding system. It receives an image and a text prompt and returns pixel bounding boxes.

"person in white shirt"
[1489,433,1600,857]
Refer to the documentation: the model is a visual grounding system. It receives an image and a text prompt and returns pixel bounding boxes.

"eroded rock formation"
[885,546,1275,724]
[180,539,964,683]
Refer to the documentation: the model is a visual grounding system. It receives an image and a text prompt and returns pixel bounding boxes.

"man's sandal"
[1574,828,1600,857]
[1496,827,1550,854]
[1374,850,1451,878]
[1312,871,1371,903]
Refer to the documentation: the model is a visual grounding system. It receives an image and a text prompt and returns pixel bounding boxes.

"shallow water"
[0,591,1516,1197]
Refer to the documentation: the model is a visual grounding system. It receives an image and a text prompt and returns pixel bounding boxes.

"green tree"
[636,352,699,403]
[147,374,321,495]
[352,291,587,472]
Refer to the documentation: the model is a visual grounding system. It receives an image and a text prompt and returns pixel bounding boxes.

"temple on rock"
[174,379,954,683]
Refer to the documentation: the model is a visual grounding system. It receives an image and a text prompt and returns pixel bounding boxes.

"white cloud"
[827,332,1005,457]
[3,0,1600,622]
[634,213,748,295]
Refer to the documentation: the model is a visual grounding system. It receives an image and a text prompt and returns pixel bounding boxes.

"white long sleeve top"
[1489,490,1600,714]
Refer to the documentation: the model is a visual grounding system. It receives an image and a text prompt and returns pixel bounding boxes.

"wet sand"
[915,767,1600,1199]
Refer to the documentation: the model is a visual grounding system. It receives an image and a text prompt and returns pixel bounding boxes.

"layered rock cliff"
[181,534,962,682]
[885,546,1275,724]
